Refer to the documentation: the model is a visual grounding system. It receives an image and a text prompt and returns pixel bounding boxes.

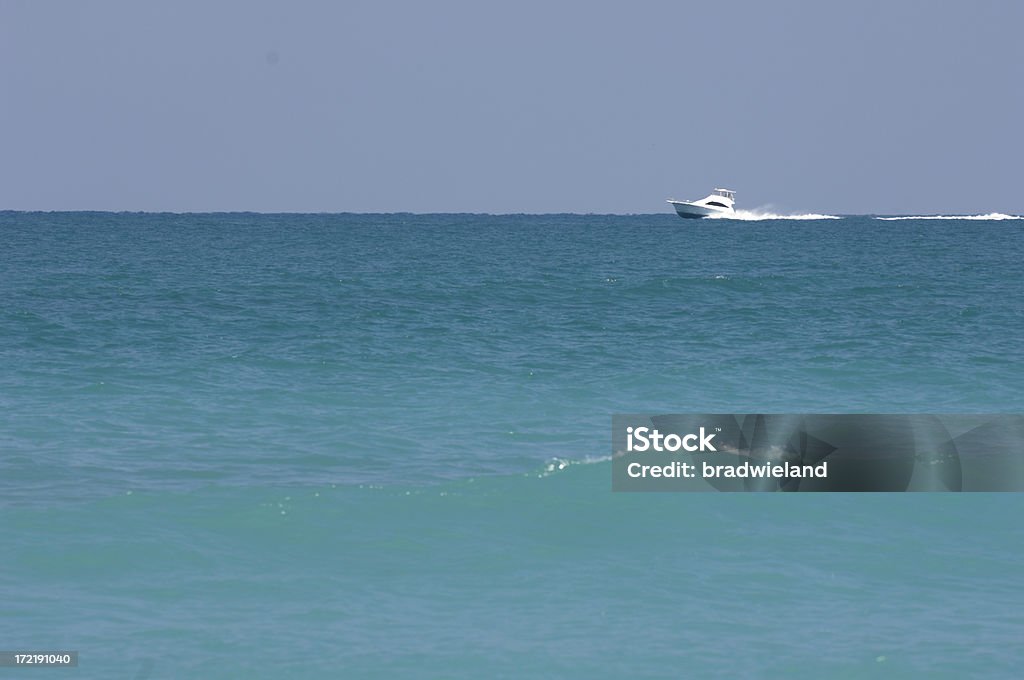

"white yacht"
[667,188,736,219]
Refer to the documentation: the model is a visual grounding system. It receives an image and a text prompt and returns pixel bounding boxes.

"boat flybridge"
[667,188,736,219]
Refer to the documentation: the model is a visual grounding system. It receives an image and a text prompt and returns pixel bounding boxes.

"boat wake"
[877,213,1021,221]
[709,208,840,221]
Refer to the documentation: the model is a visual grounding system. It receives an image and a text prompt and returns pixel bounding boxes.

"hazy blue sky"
[2,1,1021,214]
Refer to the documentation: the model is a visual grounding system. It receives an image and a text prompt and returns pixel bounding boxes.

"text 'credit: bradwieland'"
[612,414,1024,492]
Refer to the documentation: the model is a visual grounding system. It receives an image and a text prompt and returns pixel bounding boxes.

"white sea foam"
[539,455,612,477]
[709,208,841,221]
[877,213,1022,221]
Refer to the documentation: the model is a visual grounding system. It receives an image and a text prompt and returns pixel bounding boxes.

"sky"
[2,0,1022,214]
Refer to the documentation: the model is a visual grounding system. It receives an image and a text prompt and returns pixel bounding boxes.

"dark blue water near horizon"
[2,211,1023,678]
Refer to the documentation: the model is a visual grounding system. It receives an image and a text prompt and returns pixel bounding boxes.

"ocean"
[2,211,1023,678]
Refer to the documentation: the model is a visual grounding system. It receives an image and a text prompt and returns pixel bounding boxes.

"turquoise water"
[2,212,1023,677]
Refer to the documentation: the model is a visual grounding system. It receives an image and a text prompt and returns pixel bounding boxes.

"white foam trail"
[877,213,1022,221]
[709,208,841,221]
[538,455,612,477]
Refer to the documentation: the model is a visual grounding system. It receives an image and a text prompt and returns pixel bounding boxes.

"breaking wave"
[877,213,1022,221]
[709,209,841,221]
[539,454,612,477]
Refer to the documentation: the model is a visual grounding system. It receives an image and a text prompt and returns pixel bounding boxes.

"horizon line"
[3,209,1022,218]
[3,208,667,216]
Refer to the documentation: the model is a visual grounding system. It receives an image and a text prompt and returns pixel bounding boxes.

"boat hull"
[668,200,733,219]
